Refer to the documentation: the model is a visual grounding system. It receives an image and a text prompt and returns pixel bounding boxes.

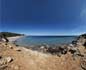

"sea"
[14,36,77,47]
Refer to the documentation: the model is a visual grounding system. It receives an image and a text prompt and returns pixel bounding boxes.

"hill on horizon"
[0,32,25,37]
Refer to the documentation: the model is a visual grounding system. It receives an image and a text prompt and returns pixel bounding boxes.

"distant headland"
[0,32,25,37]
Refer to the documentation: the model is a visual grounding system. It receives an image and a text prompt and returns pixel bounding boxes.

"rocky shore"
[0,34,86,70]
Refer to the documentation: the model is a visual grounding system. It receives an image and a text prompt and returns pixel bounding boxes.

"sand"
[7,36,23,42]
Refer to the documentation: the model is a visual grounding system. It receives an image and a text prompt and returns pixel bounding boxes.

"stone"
[81,57,86,70]
[0,56,2,59]
[0,57,13,65]
[9,45,13,49]
[0,58,7,65]
[14,47,21,51]
[0,65,8,70]
[5,57,13,63]
[69,47,78,54]
[40,46,45,49]
[83,42,86,48]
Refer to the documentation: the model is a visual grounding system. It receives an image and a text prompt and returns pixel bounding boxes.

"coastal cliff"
[0,34,86,70]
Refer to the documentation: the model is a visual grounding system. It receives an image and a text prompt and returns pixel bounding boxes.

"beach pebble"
[5,57,13,63]
[14,47,21,51]
[9,45,13,49]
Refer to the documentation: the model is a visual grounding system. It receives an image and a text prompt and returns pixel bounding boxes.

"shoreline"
[0,34,86,70]
[7,36,24,42]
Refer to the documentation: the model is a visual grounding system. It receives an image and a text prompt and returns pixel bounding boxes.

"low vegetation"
[0,32,24,37]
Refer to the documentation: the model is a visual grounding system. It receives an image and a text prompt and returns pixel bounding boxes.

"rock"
[69,47,78,54]
[5,57,13,63]
[0,56,2,59]
[40,46,45,49]
[83,42,86,48]
[72,40,77,45]
[40,46,48,52]
[47,47,60,55]
[0,65,8,70]
[80,34,86,39]
[59,46,68,54]
[71,33,86,47]
[69,44,74,47]
[9,45,13,49]
[0,57,13,65]
[0,58,7,65]
[81,57,86,70]
[14,47,21,51]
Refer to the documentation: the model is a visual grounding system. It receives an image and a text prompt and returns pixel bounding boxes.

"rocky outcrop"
[73,34,86,70]
[72,34,86,47]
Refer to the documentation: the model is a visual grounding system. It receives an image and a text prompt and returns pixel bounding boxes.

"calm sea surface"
[15,36,77,47]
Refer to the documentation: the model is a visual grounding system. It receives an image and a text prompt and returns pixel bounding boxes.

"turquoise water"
[15,36,77,46]
[15,36,77,47]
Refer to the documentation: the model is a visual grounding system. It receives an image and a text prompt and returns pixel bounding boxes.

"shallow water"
[15,36,77,47]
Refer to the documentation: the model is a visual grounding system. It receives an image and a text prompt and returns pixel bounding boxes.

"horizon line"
[0,31,85,36]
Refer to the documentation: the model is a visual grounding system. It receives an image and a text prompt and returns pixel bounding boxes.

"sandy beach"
[7,36,23,42]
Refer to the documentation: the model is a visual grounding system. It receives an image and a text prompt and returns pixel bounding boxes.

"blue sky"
[0,0,86,35]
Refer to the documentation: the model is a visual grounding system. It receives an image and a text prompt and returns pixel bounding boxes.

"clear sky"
[0,0,86,35]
